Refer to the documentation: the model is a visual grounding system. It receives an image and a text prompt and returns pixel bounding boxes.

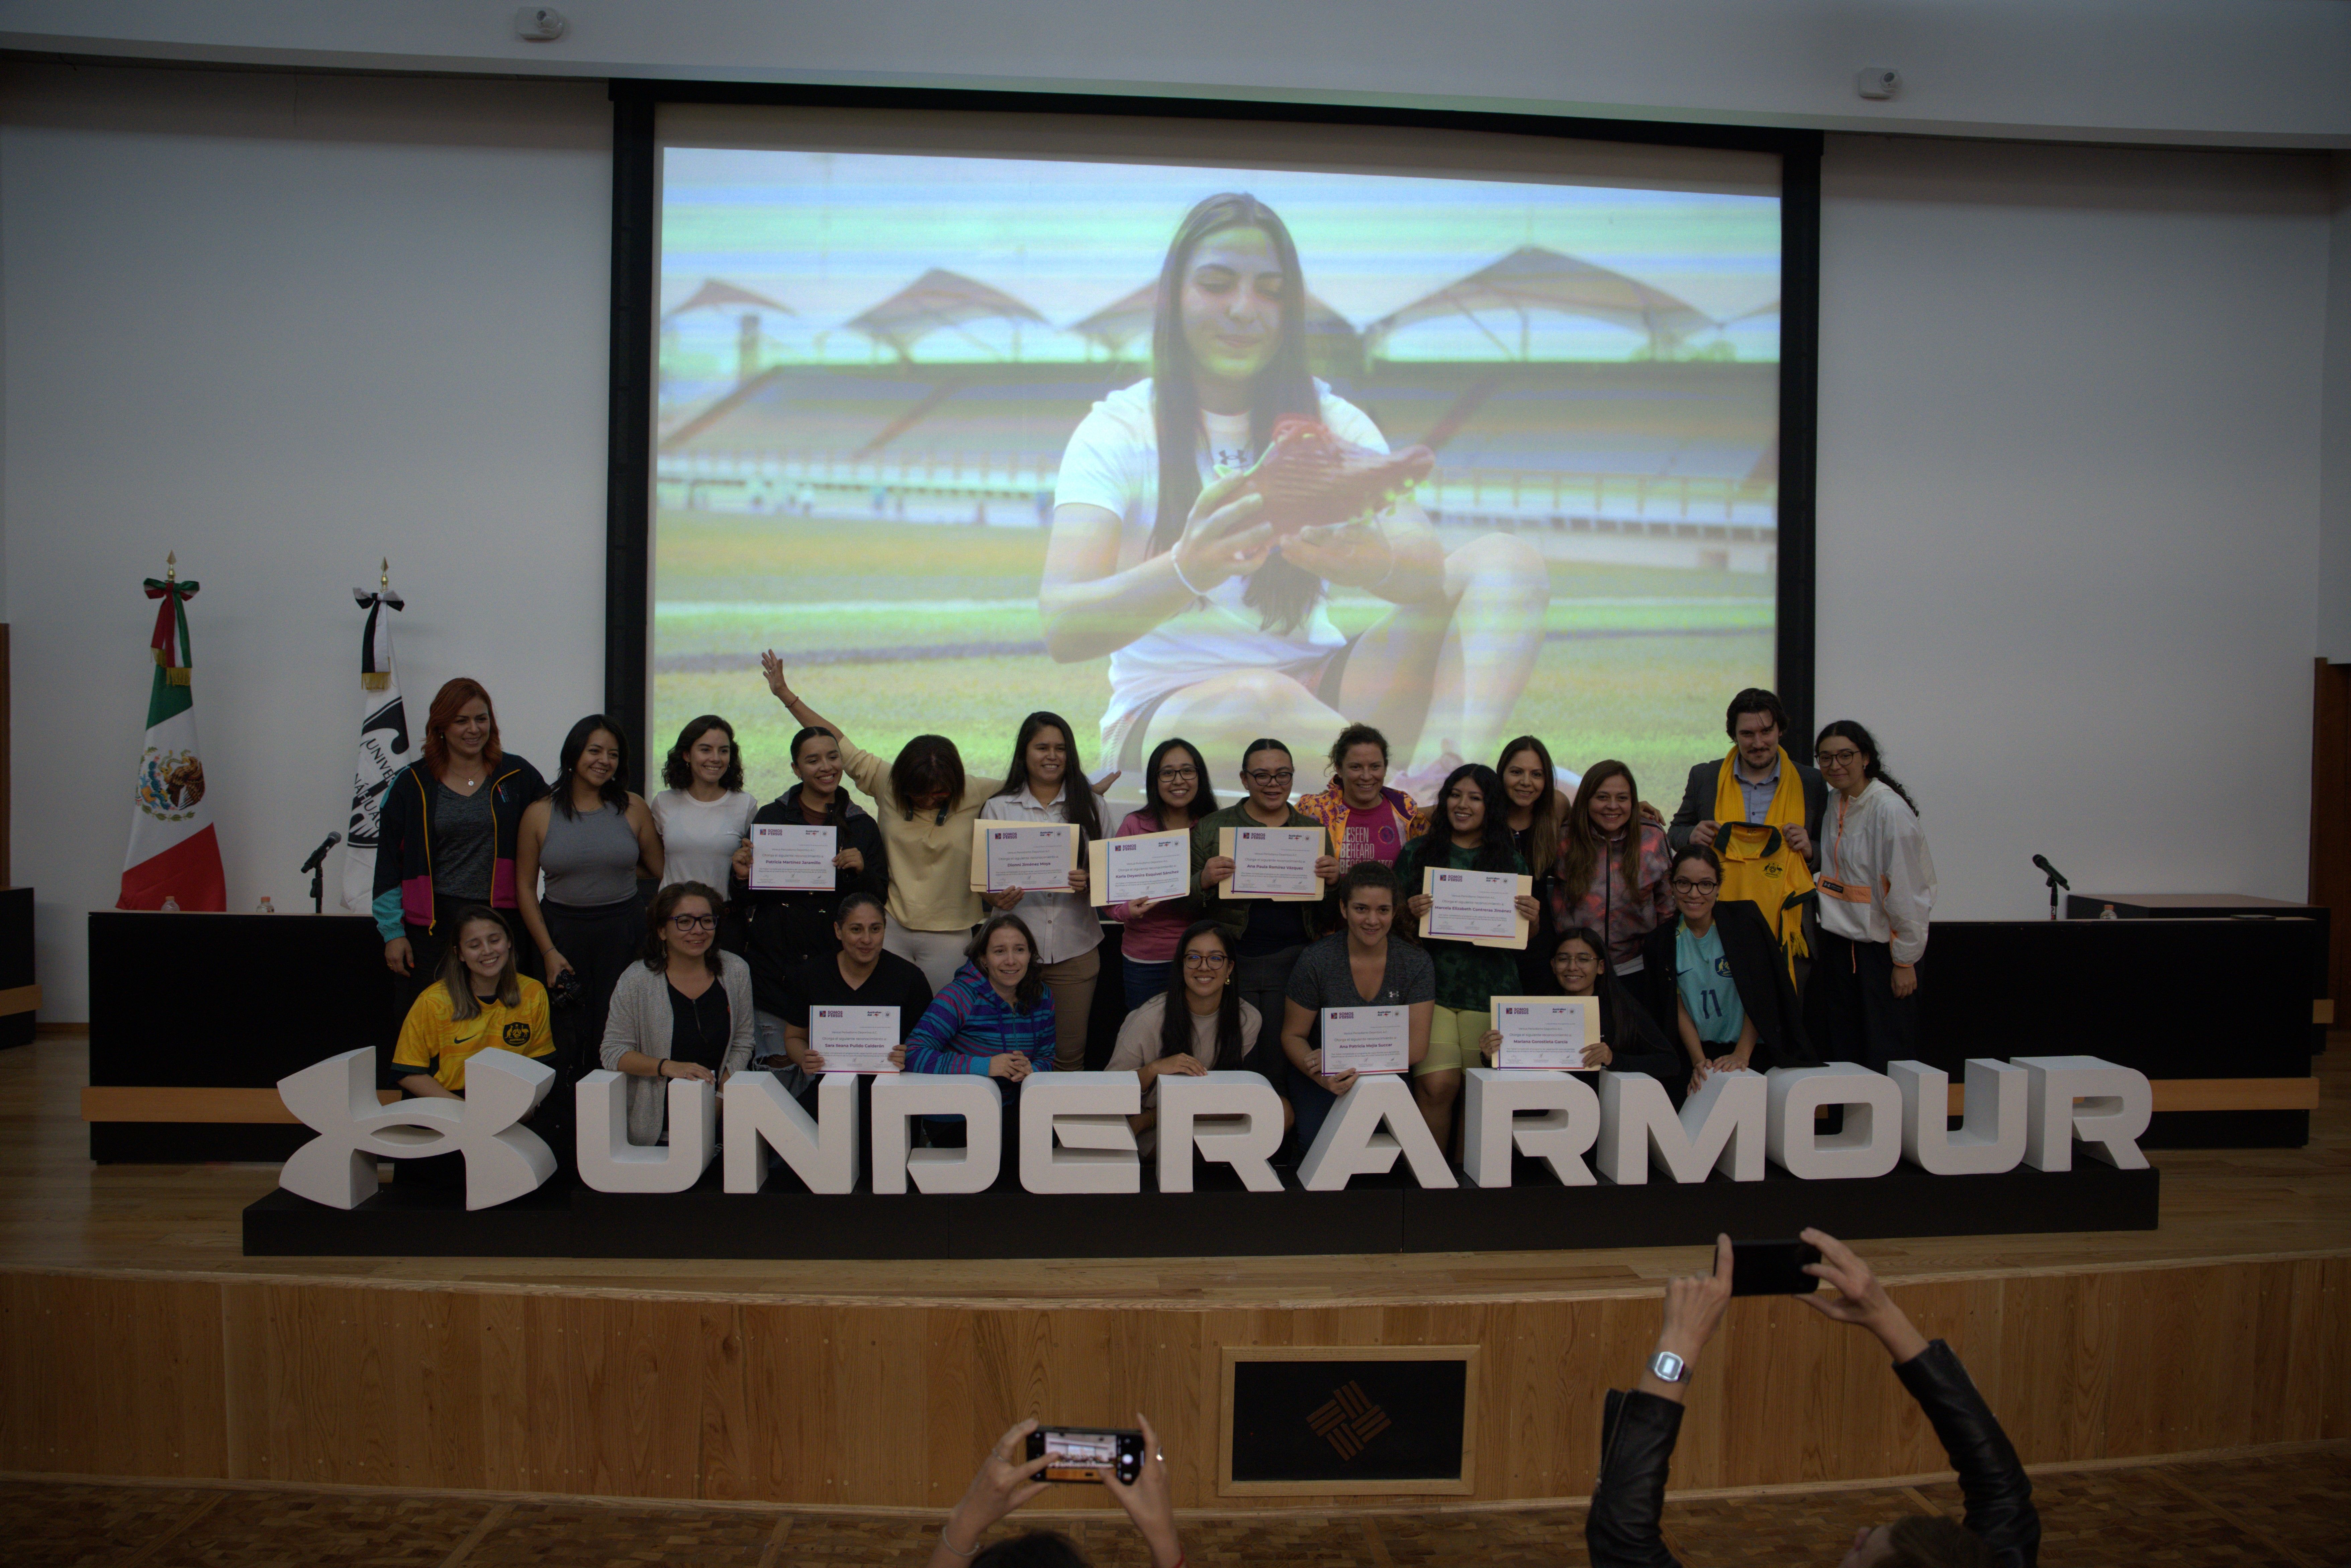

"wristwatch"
[1647,1350,1690,1383]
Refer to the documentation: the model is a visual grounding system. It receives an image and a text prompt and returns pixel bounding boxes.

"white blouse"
[651,788,758,892]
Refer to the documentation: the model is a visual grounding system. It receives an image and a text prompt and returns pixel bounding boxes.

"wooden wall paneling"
[918,1304,984,1512]
[473,1287,532,1491]
[524,1293,711,1500]
[6,1273,230,1479]
[1995,1268,2120,1465]
[696,1300,749,1501]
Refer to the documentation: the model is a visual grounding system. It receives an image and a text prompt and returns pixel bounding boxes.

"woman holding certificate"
[1280,862,1434,1153]
[1192,738,1343,1058]
[1105,920,1269,1159]
[1635,846,1815,1098]
[905,912,1058,1162]
[733,724,892,1083]
[1108,739,1218,1010]
[1478,925,1678,1081]
[599,883,755,1147]
[980,712,1112,1073]
[775,892,928,1117]
[1395,763,1540,1150]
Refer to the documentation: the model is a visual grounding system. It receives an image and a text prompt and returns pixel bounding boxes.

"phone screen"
[1730,1239,1823,1296]
[1030,1428,1140,1483]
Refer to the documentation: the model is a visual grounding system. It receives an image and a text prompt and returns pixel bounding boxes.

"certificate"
[1319,1005,1409,1075]
[1089,829,1191,907]
[749,823,836,891]
[808,1005,901,1074]
[1491,995,1597,1071]
[1418,867,1532,949]
[969,822,1075,893]
[1219,825,1325,900]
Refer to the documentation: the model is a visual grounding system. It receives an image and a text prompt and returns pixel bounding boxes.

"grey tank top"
[540,800,640,907]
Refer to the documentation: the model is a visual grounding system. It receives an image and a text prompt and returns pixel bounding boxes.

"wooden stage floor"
[2,1034,2346,1512]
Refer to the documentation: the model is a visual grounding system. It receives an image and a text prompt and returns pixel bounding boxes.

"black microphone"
[298,832,343,874]
[2031,853,2069,889]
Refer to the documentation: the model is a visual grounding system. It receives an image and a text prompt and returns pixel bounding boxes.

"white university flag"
[341,586,414,911]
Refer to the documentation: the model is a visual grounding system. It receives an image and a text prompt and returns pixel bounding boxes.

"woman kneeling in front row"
[905,912,1056,1167]
[1107,919,1292,1164]
[1479,923,1680,1083]
[600,882,755,1147]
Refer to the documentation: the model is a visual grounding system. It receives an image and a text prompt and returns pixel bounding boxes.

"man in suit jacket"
[1667,688,1828,865]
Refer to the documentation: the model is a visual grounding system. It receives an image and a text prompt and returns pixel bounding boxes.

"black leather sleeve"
[1585,1388,1686,1568]
[1894,1342,2040,1568]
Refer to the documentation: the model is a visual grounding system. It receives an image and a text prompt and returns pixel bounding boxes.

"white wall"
[2320,153,2351,663]
[1816,134,2332,918]
[3,0,2349,149]
[1,63,613,1017]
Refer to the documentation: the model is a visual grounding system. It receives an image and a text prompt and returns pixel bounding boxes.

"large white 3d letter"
[2016,1056,2152,1171]
[1461,1069,1600,1188]
[1020,1072,1141,1194]
[1155,1072,1284,1193]
[1297,1076,1457,1190]
[574,1070,715,1193]
[279,1047,555,1211]
[1889,1059,2027,1175]
[1598,1069,1766,1184]
[1766,1064,1903,1180]
[723,1073,859,1194]
[871,1075,1003,1194]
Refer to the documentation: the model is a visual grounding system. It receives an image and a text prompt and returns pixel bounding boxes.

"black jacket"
[1587,1340,2038,1567]
[1633,899,1815,1071]
[1667,756,1827,863]
[732,787,889,1016]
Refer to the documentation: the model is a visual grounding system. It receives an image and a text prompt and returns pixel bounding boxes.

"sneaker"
[1238,417,1434,536]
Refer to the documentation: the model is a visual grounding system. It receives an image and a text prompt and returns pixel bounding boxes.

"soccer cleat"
[1235,417,1434,536]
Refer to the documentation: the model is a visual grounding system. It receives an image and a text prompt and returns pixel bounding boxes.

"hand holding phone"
[1025,1426,1145,1485]
[1730,1238,1823,1296]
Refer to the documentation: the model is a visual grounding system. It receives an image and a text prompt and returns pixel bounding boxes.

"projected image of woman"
[1042,192,1550,797]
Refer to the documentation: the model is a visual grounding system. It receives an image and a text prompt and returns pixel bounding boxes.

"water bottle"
[160,896,181,912]
[2098,903,2117,920]
[256,896,276,914]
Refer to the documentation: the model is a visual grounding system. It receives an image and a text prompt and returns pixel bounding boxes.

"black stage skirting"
[242,1158,2160,1261]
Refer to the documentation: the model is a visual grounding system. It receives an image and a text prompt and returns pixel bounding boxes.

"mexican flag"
[340,584,413,911]
[118,571,226,910]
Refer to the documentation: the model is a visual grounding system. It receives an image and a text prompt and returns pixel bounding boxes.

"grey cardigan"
[598,952,756,1146]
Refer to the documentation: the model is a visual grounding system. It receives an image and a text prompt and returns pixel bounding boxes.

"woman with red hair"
[372,678,548,990]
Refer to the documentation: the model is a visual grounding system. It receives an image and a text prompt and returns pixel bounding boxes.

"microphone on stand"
[2032,853,2070,921]
[300,832,343,914]
[299,833,343,875]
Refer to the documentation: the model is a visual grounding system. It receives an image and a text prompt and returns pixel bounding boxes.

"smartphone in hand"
[1730,1238,1823,1296]
[1025,1426,1144,1484]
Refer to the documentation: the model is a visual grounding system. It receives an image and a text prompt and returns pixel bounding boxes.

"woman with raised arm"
[650,714,757,892]
[1040,191,1548,788]
[598,882,754,1147]
[1108,737,1218,1009]
[981,711,1114,1073]
[373,678,548,992]
[1477,925,1679,1083]
[1810,720,1937,1072]
[1279,861,1434,1153]
[515,715,663,1086]
[1395,762,1539,1151]
[1548,760,1674,977]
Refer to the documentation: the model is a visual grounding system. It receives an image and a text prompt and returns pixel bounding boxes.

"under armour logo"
[278,1047,555,1211]
[1306,1382,1393,1459]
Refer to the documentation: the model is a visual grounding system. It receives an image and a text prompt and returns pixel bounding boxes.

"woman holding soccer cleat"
[1041,191,1551,800]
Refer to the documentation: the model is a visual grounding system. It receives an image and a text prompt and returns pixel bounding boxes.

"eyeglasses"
[1670,878,1720,895]
[667,914,719,932]
[1243,768,1295,786]
[1156,766,1199,782]
[1182,951,1232,969]
[1815,749,1863,767]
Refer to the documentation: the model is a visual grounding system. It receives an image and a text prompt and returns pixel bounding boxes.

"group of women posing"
[377,664,1936,1172]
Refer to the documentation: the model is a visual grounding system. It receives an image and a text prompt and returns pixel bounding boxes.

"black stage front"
[243,1158,2159,1260]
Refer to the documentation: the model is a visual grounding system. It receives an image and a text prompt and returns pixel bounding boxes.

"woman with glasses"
[1106,920,1278,1160]
[1478,924,1678,1083]
[1109,738,1219,1009]
[1808,721,1936,1071]
[1635,846,1813,1100]
[599,882,755,1147]
[1190,738,1344,1069]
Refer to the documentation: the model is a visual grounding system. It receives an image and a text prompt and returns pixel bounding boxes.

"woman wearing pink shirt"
[1110,737,1219,1009]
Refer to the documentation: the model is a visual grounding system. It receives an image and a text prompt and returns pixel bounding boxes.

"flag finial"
[165,551,178,583]
[380,557,390,588]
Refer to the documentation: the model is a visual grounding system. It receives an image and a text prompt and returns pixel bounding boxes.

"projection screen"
[647,102,1790,805]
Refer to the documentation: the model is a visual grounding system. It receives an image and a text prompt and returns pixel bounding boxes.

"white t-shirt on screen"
[1052,378,1389,742]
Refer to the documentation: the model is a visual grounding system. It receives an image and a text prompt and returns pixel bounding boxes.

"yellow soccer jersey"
[391,977,552,1092]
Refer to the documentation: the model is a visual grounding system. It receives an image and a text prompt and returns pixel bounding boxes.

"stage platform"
[4,1035,2347,1512]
